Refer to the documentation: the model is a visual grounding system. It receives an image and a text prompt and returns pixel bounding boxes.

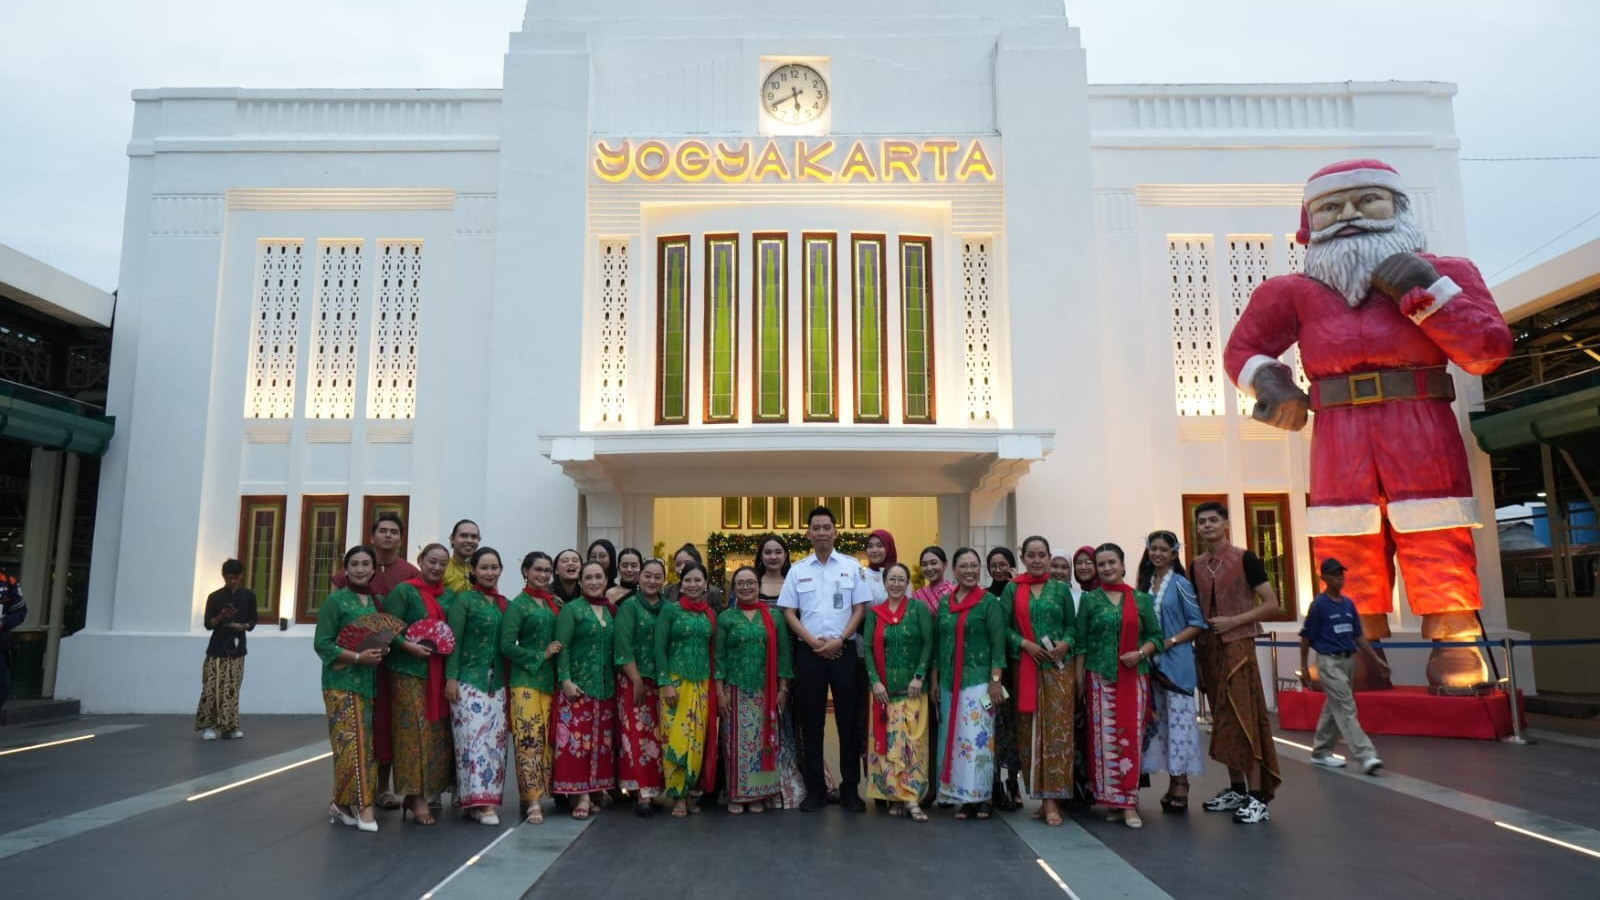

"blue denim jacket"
[1151,573,1207,694]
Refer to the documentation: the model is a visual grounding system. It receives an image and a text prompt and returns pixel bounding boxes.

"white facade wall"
[61,1,1514,712]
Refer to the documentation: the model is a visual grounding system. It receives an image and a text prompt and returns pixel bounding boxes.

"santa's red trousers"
[1312,523,1479,617]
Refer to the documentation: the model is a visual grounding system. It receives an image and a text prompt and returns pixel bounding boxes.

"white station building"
[59,1,1518,712]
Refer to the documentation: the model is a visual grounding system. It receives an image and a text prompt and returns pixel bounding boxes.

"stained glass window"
[853,235,887,423]
[237,496,286,620]
[657,237,691,424]
[296,495,349,622]
[900,237,935,423]
[803,234,837,421]
[704,234,739,422]
[753,234,788,422]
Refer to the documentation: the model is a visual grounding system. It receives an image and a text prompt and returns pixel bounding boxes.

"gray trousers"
[1313,653,1377,761]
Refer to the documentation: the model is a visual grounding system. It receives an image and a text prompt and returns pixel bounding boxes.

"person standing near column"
[1300,558,1388,774]
[443,520,480,594]
[778,506,874,812]
[1191,502,1283,825]
[196,559,257,740]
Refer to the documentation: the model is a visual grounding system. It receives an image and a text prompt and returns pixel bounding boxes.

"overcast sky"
[2,0,1596,291]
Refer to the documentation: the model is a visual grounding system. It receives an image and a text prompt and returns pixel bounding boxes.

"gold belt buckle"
[1347,372,1384,405]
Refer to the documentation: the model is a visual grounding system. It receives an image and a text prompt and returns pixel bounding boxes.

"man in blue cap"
[1299,557,1388,774]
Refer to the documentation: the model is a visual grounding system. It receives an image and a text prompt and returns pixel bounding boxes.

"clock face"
[762,63,829,126]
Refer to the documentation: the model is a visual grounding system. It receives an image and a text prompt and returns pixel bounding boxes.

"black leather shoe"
[841,792,867,813]
[799,795,826,812]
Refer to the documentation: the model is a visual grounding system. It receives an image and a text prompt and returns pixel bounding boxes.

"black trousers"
[794,641,863,795]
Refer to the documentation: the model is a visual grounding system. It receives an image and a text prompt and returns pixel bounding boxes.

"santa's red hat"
[1295,158,1406,244]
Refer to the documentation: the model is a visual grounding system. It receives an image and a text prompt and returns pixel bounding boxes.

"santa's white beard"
[1305,210,1428,306]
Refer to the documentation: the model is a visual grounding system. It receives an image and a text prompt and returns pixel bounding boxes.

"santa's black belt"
[1310,366,1454,410]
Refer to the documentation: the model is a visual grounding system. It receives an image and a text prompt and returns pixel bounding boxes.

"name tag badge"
[1334,623,1353,634]
[833,590,844,610]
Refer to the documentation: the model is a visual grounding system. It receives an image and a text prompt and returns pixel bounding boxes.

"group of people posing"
[311,501,1284,832]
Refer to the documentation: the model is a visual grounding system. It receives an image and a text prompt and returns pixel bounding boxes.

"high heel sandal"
[405,799,436,825]
[328,803,357,827]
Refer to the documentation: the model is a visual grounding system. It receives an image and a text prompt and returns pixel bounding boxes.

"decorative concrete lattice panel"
[309,241,363,419]
[1228,236,1272,415]
[598,240,630,425]
[368,241,421,419]
[1170,236,1222,417]
[246,241,304,418]
[962,237,994,422]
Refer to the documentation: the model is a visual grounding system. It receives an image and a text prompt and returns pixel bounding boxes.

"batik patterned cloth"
[935,682,995,804]
[616,673,663,797]
[1141,685,1204,777]
[1195,632,1280,800]
[324,689,376,809]
[450,682,508,808]
[866,692,928,803]
[1020,663,1075,798]
[552,691,617,794]
[509,686,554,805]
[195,657,244,733]
[661,678,711,798]
[721,684,781,803]
[1086,670,1148,809]
[391,671,454,796]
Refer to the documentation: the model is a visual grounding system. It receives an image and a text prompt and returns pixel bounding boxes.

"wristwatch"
[991,674,1002,683]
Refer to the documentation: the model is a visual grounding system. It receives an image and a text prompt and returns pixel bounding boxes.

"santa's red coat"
[1224,254,1511,538]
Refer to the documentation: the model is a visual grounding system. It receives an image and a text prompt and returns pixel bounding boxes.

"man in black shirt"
[197,559,257,740]
[0,570,26,710]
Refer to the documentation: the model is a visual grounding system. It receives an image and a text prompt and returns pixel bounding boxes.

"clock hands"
[791,85,802,112]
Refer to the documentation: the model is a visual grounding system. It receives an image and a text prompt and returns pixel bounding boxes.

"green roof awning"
[0,383,115,456]
[1471,385,1600,453]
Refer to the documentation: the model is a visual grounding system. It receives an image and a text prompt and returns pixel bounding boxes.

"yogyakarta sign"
[592,137,999,184]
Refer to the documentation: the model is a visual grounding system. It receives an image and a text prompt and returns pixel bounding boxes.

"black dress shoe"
[841,792,867,813]
[799,795,826,812]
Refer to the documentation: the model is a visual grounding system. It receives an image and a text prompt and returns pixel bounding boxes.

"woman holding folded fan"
[313,545,384,832]
[614,557,668,817]
[445,547,511,826]
[499,551,564,823]
[716,566,792,813]
[655,562,719,817]
[383,543,456,825]
[933,547,1007,820]
[1075,542,1164,829]
[865,561,933,821]
[552,561,618,819]
[1002,536,1077,827]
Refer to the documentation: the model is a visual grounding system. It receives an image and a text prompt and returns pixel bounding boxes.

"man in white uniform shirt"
[779,505,874,812]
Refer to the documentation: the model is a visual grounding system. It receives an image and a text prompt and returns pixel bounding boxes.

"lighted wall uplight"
[1536,492,1547,498]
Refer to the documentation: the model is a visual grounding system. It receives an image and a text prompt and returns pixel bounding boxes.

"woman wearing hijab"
[1067,544,1102,804]
[1136,531,1207,813]
[552,561,618,819]
[445,547,511,826]
[1002,536,1077,827]
[933,548,1007,819]
[500,551,564,823]
[1075,543,1163,828]
[384,543,455,825]
[615,557,668,817]
[865,561,933,821]
[655,562,719,817]
[985,545,1021,809]
[716,565,792,813]
[314,545,385,832]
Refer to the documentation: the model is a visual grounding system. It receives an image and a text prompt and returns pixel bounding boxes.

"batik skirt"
[1141,685,1204,777]
[935,683,995,805]
[449,682,508,808]
[195,657,244,733]
[1020,664,1076,799]
[509,687,554,805]
[1196,634,1281,801]
[324,690,376,810]
[866,692,929,804]
[661,679,711,798]
[721,685,781,803]
[616,673,664,797]
[1086,670,1147,810]
[774,695,807,808]
[553,691,617,795]
[391,671,454,797]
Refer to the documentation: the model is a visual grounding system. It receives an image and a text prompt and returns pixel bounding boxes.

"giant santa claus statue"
[1224,159,1513,688]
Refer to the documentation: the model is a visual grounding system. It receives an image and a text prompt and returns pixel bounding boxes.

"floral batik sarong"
[391,672,454,797]
[509,687,554,805]
[195,656,244,733]
[449,682,508,808]
[1087,670,1147,809]
[775,697,808,808]
[1142,686,1204,777]
[553,692,617,794]
[324,690,376,809]
[1020,664,1075,799]
[661,679,711,798]
[616,673,663,797]
[721,685,780,803]
[866,693,928,803]
[935,683,995,804]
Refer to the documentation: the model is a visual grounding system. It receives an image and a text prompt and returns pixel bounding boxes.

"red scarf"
[479,587,510,697]
[1104,581,1145,749]
[737,599,781,768]
[405,577,451,722]
[940,586,988,784]
[523,585,560,607]
[1011,572,1050,714]
[678,595,720,793]
[871,597,910,755]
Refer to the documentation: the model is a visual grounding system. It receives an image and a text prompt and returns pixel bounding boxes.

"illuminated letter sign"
[591,137,999,185]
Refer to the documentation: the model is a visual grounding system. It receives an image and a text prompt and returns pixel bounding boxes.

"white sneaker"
[1360,757,1384,774]
[1202,788,1247,812]
[1310,754,1346,768]
[200,728,218,741]
[224,729,244,740]
[1232,796,1270,824]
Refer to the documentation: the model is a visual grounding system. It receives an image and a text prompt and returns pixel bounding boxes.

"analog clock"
[761,63,829,126]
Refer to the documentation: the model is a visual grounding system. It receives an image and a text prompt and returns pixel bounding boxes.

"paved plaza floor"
[2,710,1596,899]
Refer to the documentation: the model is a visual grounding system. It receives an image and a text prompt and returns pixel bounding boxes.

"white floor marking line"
[1036,858,1085,900]
[419,827,520,899]
[1495,821,1600,861]
[186,752,331,801]
[0,734,96,756]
